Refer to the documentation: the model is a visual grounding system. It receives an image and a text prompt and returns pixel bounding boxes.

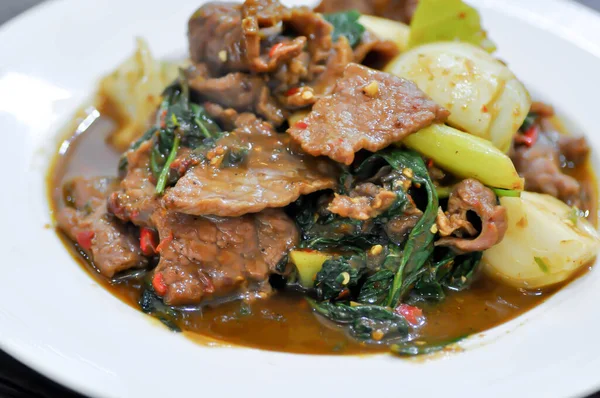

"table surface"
[1,0,600,397]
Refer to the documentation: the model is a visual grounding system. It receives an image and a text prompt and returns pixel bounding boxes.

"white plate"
[1,0,599,397]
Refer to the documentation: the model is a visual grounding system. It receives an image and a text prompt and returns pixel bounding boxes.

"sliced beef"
[189,1,332,77]
[328,183,397,220]
[188,71,266,111]
[511,130,588,207]
[151,208,298,306]
[353,30,399,70]
[558,135,590,167]
[288,63,449,165]
[108,140,160,227]
[57,177,147,278]
[162,111,338,217]
[435,179,508,253]
[315,0,419,24]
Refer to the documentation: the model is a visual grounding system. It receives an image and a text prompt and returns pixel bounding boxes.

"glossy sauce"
[48,109,597,355]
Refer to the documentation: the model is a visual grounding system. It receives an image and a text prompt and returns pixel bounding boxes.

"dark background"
[1,0,599,397]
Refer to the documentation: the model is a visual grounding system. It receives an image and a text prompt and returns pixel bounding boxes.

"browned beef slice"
[511,131,586,207]
[315,0,419,24]
[107,140,160,227]
[435,179,508,253]
[188,1,331,77]
[188,71,266,111]
[162,112,337,217]
[558,135,590,167]
[288,63,449,165]
[328,183,397,220]
[353,30,399,70]
[151,208,298,306]
[57,177,147,278]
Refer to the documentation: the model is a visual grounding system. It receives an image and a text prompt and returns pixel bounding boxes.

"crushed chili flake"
[458,11,466,19]
[481,105,488,113]
[152,273,168,296]
[294,121,308,129]
[76,230,95,251]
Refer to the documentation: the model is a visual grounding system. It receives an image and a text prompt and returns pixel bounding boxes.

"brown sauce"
[47,109,597,355]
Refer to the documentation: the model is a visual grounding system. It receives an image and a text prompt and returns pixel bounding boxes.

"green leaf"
[324,10,366,48]
[408,0,496,52]
[378,150,439,307]
[139,287,181,332]
[307,298,409,342]
[315,256,366,300]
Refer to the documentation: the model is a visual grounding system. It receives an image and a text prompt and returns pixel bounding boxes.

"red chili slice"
[156,231,174,253]
[76,230,95,251]
[515,125,539,147]
[268,43,284,58]
[152,273,168,296]
[140,227,158,256]
[395,304,424,326]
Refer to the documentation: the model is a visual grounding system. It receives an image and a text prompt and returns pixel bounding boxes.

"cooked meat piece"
[189,1,332,77]
[256,85,289,125]
[315,0,419,24]
[558,135,590,166]
[530,101,555,118]
[163,112,338,216]
[188,71,266,111]
[108,140,161,227]
[310,36,354,96]
[57,177,147,278]
[188,3,247,75]
[511,131,586,206]
[435,179,508,253]
[151,208,298,306]
[385,207,423,244]
[288,63,449,165]
[353,30,399,70]
[328,183,397,220]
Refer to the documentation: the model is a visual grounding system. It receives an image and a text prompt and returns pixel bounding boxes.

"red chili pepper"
[156,231,174,253]
[152,273,168,296]
[427,158,434,168]
[395,304,424,326]
[269,43,283,58]
[76,230,95,251]
[286,87,300,96]
[515,125,538,147]
[294,121,308,129]
[140,227,158,256]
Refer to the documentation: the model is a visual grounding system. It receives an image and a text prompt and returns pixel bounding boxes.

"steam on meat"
[163,110,338,217]
[436,179,508,253]
[287,63,449,165]
[315,0,419,24]
[151,208,298,306]
[57,177,147,278]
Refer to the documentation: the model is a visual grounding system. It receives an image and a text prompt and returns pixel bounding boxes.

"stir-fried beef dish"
[49,0,598,356]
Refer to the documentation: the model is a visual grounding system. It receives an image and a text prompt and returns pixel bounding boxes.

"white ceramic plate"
[1,0,600,397]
